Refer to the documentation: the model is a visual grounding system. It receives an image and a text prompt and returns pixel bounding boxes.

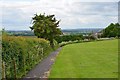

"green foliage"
[2,35,53,78]
[102,23,120,38]
[30,13,62,48]
[55,34,83,43]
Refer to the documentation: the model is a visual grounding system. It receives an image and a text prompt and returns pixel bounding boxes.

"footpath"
[24,47,62,78]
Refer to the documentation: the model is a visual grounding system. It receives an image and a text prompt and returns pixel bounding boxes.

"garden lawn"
[49,40,118,78]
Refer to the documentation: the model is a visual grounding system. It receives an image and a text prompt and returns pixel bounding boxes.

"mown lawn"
[49,39,118,78]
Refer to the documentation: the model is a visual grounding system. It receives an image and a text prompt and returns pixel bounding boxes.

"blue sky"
[0,0,119,30]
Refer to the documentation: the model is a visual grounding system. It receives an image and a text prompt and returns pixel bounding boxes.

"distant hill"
[6,28,103,36]
[6,30,35,36]
[62,28,103,35]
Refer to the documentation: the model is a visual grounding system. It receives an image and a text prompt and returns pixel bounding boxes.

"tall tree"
[30,13,62,48]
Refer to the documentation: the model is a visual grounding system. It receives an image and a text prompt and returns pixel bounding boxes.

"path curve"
[24,47,62,78]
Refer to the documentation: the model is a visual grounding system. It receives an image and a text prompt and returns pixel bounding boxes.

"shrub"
[2,35,53,78]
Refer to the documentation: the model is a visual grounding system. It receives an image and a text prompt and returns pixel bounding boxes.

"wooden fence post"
[2,61,5,79]
[13,58,16,79]
[41,48,44,59]
[42,48,43,56]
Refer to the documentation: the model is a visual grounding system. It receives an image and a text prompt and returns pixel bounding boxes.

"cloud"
[1,0,118,30]
[2,7,31,30]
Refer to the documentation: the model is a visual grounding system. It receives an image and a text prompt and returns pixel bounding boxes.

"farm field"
[49,39,118,78]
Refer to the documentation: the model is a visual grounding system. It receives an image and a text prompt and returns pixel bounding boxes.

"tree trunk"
[50,40,54,49]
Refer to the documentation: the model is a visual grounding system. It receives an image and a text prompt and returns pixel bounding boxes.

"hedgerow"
[2,35,53,78]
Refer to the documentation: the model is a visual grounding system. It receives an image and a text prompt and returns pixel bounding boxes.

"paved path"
[24,47,62,78]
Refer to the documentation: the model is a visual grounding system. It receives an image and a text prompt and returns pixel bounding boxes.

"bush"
[55,34,83,43]
[2,35,53,78]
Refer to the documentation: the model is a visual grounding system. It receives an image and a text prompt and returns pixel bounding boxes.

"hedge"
[2,35,53,78]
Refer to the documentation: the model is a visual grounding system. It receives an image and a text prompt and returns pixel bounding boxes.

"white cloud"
[1,0,119,30]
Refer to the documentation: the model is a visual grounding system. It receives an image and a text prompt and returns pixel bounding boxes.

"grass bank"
[49,39,118,78]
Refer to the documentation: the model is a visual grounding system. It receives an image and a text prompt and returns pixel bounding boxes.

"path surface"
[24,47,62,78]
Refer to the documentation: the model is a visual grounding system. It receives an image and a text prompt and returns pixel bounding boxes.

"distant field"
[49,40,118,78]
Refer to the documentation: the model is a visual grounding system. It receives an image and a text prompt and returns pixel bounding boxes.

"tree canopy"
[102,23,120,38]
[30,13,62,48]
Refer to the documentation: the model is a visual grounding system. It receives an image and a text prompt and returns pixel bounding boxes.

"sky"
[0,0,119,30]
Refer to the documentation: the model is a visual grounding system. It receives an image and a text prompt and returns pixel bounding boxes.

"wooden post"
[41,48,43,58]
[2,61,5,79]
[23,56,25,74]
[13,58,16,79]
[28,52,30,66]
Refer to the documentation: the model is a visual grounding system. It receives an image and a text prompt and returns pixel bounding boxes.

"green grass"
[49,39,118,78]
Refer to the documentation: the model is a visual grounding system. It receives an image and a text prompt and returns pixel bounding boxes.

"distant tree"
[55,34,83,43]
[30,13,62,48]
[2,28,7,36]
[102,23,120,38]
